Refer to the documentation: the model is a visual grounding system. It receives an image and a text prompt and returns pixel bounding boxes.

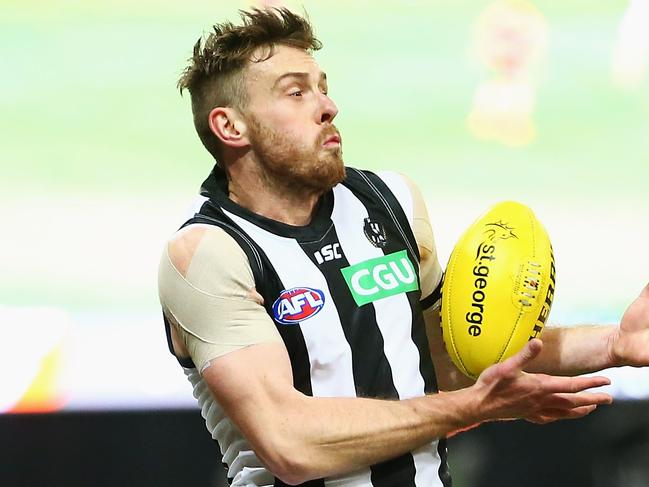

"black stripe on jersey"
[275,480,324,487]
[298,225,400,400]
[298,223,408,487]
[350,170,449,484]
[190,202,318,398]
[340,170,419,486]
[407,288,439,393]
[349,170,439,393]
[348,168,420,264]
[437,438,452,487]
[359,172,439,393]
[421,277,443,311]
[163,313,195,368]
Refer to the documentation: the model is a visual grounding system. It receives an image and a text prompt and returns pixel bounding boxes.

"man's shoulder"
[166,223,243,279]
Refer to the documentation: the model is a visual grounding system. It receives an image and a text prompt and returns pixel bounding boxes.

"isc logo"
[272,287,326,325]
[313,243,342,264]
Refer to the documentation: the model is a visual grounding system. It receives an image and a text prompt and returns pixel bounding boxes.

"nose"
[319,93,338,124]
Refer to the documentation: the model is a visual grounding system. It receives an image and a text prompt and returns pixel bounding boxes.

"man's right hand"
[470,338,613,425]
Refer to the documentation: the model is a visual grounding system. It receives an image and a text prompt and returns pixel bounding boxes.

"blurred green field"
[2,0,647,198]
[1,1,647,315]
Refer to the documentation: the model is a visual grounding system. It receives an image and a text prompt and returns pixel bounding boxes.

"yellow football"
[440,201,556,379]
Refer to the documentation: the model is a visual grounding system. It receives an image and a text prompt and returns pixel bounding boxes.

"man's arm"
[203,337,610,484]
[398,172,649,380]
[202,340,476,484]
[524,325,616,376]
[162,224,613,485]
[525,284,649,375]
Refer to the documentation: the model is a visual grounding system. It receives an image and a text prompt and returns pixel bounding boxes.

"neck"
[226,157,324,227]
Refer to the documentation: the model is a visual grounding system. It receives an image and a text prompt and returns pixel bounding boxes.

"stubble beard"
[247,116,346,195]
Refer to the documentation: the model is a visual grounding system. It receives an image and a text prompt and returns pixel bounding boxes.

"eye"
[289,90,303,97]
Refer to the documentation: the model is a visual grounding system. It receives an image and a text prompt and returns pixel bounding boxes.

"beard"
[246,116,346,193]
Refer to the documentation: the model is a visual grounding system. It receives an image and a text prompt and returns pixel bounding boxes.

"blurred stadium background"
[1,0,648,485]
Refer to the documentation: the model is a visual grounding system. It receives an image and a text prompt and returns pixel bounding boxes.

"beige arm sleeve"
[158,224,282,372]
[400,175,443,305]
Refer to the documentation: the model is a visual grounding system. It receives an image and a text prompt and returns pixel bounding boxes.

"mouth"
[323,134,341,148]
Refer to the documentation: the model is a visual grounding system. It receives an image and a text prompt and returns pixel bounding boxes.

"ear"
[208,107,249,149]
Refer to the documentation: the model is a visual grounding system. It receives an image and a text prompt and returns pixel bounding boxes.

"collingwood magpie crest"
[363,217,388,248]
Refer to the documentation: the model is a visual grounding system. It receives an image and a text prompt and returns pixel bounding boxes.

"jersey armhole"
[163,313,196,369]
[421,275,443,310]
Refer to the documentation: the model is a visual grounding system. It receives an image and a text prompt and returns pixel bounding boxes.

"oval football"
[440,201,556,379]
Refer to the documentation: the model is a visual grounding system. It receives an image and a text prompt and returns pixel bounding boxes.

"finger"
[544,392,613,409]
[499,338,543,375]
[565,405,599,418]
[528,405,598,424]
[539,374,611,394]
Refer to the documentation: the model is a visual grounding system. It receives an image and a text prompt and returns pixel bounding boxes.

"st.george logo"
[341,250,419,306]
[272,287,326,325]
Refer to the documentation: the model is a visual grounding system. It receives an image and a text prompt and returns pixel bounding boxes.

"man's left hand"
[610,284,649,367]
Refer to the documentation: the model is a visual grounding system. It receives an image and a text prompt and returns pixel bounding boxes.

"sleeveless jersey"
[164,166,451,487]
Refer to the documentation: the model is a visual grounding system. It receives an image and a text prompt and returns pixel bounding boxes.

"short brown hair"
[178,8,322,163]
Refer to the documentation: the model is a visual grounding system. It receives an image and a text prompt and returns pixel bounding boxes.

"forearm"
[525,325,618,376]
[206,339,612,484]
[280,389,477,481]
[206,343,481,484]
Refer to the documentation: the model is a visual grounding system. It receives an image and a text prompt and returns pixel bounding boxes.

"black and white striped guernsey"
[170,166,451,487]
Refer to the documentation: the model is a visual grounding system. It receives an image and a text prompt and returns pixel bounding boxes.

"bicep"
[202,341,296,427]
[201,341,303,470]
[158,224,299,469]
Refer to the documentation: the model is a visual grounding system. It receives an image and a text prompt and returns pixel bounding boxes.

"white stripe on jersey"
[331,184,443,487]
[412,441,442,487]
[331,184,423,398]
[376,171,414,227]
[373,172,441,486]
[183,368,275,486]
[187,195,209,219]
[223,208,373,487]
[224,209,358,398]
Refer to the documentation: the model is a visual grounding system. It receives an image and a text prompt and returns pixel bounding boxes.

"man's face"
[242,44,345,192]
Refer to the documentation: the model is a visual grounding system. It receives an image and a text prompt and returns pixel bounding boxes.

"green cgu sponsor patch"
[341,250,419,306]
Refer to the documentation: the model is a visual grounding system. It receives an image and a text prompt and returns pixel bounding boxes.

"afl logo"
[272,287,326,325]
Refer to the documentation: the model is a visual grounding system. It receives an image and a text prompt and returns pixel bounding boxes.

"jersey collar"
[200,164,336,242]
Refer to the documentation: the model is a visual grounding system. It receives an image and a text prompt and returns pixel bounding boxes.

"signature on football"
[483,221,518,242]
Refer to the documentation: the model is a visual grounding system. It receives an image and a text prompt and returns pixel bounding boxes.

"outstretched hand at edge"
[610,283,649,368]
[471,339,613,425]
